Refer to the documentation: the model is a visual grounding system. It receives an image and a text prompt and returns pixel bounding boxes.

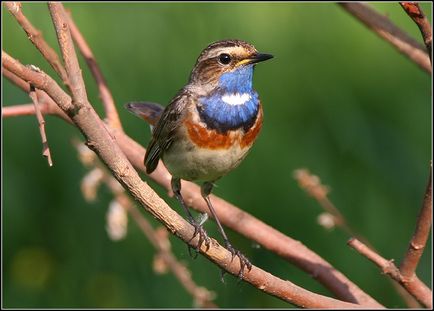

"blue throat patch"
[198,65,259,133]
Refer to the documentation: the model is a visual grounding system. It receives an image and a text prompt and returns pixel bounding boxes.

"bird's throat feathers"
[198,65,259,133]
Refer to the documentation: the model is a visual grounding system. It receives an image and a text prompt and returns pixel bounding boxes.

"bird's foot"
[220,241,252,282]
[187,219,211,258]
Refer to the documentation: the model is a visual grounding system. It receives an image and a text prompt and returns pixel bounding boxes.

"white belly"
[162,139,250,182]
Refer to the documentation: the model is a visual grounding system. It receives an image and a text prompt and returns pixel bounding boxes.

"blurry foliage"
[3,2,431,308]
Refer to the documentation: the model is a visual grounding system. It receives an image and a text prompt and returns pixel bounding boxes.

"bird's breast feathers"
[161,102,263,181]
[185,101,263,150]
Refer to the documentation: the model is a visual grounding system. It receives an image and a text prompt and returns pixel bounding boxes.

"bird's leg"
[171,178,210,256]
[201,182,252,280]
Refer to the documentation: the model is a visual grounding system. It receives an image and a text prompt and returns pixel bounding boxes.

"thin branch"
[294,169,359,237]
[2,102,70,122]
[4,2,70,86]
[400,2,432,62]
[339,2,431,74]
[65,10,122,130]
[294,168,422,308]
[400,163,432,279]
[29,85,53,166]
[3,7,370,307]
[348,238,432,308]
[3,67,31,91]
[3,68,72,123]
[2,66,382,307]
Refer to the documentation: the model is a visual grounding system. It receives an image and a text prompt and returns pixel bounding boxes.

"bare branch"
[400,163,432,279]
[29,85,53,166]
[348,238,432,308]
[4,2,70,85]
[294,168,422,308]
[400,2,432,62]
[339,2,431,74]
[3,68,72,122]
[65,10,122,130]
[294,169,358,236]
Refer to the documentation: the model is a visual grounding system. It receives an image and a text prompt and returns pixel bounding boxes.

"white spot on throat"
[221,92,251,106]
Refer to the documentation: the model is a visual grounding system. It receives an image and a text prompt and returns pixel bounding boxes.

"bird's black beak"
[250,53,274,64]
[236,53,274,67]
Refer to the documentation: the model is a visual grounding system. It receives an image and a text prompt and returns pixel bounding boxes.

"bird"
[126,39,273,278]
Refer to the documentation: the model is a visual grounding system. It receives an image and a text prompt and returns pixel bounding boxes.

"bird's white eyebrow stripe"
[221,93,251,106]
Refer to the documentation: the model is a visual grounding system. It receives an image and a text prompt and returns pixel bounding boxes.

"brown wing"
[144,90,191,174]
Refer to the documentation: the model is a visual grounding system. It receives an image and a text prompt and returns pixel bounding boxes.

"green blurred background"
[3,2,432,308]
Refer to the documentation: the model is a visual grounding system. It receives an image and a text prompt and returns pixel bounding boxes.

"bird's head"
[188,39,273,94]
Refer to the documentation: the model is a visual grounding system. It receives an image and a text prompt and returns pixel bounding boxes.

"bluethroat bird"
[126,39,272,278]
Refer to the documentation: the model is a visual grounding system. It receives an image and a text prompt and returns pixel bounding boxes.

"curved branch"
[339,2,431,74]
[400,163,432,279]
[348,238,432,308]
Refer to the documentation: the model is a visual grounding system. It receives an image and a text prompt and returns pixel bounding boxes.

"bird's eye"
[219,53,231,65]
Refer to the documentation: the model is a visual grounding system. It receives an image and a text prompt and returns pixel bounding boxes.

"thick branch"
[339,2,431,74]
[400,2,432,62]
[400,164,432,279]
[3,67,382,307]
[4,2,70,85]
[348,238,432,308]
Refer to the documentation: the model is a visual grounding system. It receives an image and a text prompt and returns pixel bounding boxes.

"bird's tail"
[124,102,164,129]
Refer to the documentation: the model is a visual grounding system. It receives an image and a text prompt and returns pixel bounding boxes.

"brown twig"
[4,2,70,86]
[339,2,431,74]
[400,2,432,62]
[2,101,71,122]
[3,68,72,123]
[400,163,432,279]
[294,169,358,237]
[2,64,382,307]
[65,10,122,130]
[29,84,53,166]
[294,168,422,308]
[348,238,432,308]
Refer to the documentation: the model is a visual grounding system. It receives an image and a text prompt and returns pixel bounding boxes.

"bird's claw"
[187,220,211,258]
[222,242,252,281]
